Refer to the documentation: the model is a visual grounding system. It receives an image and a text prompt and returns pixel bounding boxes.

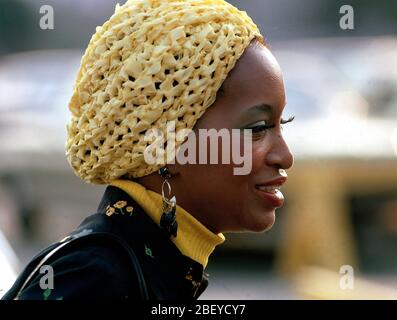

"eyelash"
[246,115,295,134]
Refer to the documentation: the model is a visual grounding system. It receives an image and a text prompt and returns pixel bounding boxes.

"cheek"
[210,141,271,230]
[213,139,269,211]
[250,140,269,173]
[239,141,276,231]
[176,135,272,231]
[199,163,250,215]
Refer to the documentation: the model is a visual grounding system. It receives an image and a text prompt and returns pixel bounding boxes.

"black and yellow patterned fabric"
[4,185,220,300]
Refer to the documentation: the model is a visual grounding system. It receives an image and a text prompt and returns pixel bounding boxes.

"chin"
[245,209,276,233]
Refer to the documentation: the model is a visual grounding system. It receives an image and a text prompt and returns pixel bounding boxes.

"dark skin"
[136,39,294,234]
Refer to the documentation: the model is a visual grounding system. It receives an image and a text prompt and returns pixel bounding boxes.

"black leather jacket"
[3,185,208,300]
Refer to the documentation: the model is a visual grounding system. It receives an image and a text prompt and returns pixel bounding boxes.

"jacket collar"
[109,179,225,268]
[87,185,209,299]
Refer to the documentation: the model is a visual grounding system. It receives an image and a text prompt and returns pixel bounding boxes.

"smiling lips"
[254,177,287,208]
[256,184,283,193]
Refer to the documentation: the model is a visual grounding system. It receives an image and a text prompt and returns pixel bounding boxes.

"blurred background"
[0,0,396,299]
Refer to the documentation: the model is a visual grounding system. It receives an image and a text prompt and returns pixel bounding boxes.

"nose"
[266,131,294,170]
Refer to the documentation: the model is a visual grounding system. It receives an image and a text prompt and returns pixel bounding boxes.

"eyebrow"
[234,103,273,128]
[242,103,273,118]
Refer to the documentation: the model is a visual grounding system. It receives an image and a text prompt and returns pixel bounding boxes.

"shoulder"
[17,239,141,300]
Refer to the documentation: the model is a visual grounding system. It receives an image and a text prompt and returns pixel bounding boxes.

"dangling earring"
[158,167,178,238]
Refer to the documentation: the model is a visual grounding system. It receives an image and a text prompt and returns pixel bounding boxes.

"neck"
[135,174,222,234]
[110,179,225,268]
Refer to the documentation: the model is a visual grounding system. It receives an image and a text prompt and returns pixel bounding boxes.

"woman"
[4,0,294,300]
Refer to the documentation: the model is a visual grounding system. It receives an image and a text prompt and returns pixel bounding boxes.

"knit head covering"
[66,0,264,184]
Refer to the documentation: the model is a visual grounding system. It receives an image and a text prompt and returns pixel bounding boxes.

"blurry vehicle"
[0,230,18,299]
[275,36,397,159]
[0,50,105,264]
[273,37,397,283]
[0,37,396,277]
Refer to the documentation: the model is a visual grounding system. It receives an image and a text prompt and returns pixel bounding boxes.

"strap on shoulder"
[5,232,149,300]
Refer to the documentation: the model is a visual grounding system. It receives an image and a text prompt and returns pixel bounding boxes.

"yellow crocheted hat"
[66,0,264,184]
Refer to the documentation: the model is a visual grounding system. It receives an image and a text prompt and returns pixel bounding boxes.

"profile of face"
[138,39,294,234]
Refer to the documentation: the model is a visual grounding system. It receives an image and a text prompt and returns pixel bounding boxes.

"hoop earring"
[158,167,178,238]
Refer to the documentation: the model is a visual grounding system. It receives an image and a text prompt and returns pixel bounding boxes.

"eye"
[245,120,275,133]
[279,115,295,130]
[242,115,295,136]
[280,115,295,125]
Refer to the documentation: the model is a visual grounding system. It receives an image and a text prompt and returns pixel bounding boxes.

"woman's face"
[157,39,293,233]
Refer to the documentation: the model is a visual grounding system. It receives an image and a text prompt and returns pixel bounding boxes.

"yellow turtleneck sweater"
[110,179,225,268]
